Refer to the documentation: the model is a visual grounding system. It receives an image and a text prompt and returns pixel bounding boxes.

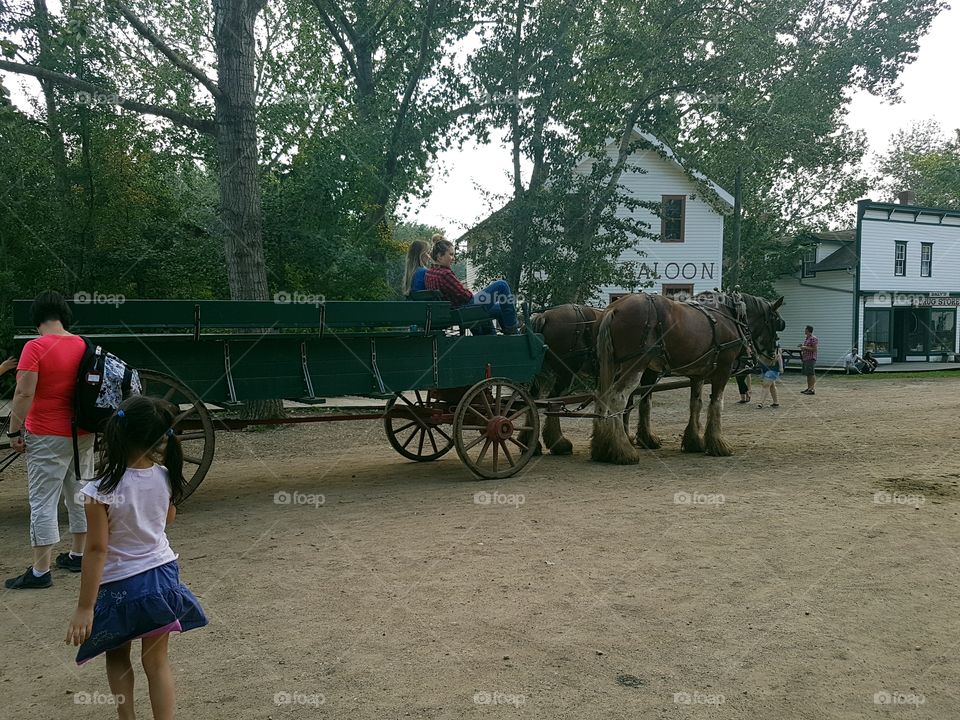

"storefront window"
[864,309,891,354]
[930,309,956,353]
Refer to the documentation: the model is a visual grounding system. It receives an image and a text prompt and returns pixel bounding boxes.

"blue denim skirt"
[76,560,207,664]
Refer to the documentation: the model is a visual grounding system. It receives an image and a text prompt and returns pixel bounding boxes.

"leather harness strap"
[614,292,757,376]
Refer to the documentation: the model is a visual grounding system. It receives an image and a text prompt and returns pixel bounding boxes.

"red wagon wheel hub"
[485,415,514,441]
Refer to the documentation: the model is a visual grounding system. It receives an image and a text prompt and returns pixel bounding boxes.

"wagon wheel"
[139,370,216,502]
[453,377,541,480]
[384,390,454,462]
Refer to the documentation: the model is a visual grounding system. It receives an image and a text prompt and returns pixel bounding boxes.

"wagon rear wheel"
[453,378,540,480]
[139,370,215,502]
[384,390,454,462]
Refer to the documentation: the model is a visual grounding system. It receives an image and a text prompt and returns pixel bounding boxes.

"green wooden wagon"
[8,299,546,499]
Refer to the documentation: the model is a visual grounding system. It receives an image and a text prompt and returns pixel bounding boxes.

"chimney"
[898,190,916,206]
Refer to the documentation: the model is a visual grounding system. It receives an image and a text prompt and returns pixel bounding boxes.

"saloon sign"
[638,262,717,281]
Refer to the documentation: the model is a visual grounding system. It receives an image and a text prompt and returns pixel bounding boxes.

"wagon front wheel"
[139,370,215,502]
[453,378,540,480]
[384,391,454,462]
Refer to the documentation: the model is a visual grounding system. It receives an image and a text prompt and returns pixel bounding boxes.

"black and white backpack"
[72,338,141,480]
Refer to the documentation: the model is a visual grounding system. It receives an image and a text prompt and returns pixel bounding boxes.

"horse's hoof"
[705,441,734,457]
[590,444,640,464]
[681,436,705,453]
[635,435,662,450]
[549,438,573,455]
[533,441,543,456]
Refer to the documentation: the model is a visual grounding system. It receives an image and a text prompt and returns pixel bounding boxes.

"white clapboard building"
[774,196,960,367]
[462,132,733,304]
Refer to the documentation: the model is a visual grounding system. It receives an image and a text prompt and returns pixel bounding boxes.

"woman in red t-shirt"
[5,291,95,590]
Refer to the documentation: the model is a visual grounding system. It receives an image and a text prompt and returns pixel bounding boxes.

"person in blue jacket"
[403,238,434,297]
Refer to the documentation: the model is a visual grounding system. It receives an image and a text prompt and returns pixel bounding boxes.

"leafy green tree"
[305,0,475,238]
[465,0,948,302]
[877,121,960,209]
[669,0,947,294]
[0,0,339,301]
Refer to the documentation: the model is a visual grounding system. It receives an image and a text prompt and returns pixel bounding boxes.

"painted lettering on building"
[639,262,716,281]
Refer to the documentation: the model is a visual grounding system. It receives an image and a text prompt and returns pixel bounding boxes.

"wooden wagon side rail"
[12,299,464,334]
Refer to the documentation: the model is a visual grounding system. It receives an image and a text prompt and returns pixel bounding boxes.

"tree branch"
[109,0,222,101]
[0,59,217,135]
[311,2,360,80]
[384,0,439,181]
[367,0,404,39]
[313,0,361,47]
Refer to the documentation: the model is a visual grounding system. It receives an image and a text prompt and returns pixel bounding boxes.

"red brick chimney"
[898,190,917,206]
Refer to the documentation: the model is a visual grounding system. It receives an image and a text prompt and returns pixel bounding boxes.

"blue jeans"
[472,279,517,333]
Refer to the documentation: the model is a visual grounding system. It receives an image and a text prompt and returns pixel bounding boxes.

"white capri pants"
[24,431,95,547]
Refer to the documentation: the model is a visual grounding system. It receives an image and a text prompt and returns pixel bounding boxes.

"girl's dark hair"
[95,395,186,504]
[31,290,72,329]
[431,239,454,261]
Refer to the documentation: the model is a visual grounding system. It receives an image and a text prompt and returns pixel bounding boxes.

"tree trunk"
[213,0,270,302]
[214,0,283,419]
[34,0,75,291]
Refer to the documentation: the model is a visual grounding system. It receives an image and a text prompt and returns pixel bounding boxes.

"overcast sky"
[404,5,960,238]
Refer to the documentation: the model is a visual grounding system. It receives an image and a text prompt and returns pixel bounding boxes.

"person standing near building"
[799,325,818,395]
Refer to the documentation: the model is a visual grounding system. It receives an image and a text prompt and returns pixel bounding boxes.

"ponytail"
[163,436,185,505]
[157,404,186,505]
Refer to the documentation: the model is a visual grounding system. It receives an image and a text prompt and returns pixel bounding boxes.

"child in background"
[66,395,207,719]
[757,342,784,409]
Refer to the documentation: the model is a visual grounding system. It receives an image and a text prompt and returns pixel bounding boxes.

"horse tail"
[596,307,618,401]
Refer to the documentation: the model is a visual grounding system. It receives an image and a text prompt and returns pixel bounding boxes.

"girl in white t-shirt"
[66,395,207,717]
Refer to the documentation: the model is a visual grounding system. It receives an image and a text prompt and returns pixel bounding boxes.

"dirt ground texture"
[1,372,959,719]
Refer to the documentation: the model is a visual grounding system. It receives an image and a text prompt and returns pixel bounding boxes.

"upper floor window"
[921,243,932,277]
[894,241,907,276]
[661,195,686,242]
[801,247,817,278]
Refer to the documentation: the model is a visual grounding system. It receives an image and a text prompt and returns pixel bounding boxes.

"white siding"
[859,215,960,293]
[773,271,855,369]
[814,241,844,263]
[579,146,726,304]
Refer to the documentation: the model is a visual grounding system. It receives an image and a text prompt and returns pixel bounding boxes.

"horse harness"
[553,304,597,372]
[618,292,757,376]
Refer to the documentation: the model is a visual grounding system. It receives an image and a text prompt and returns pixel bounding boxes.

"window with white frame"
[894,241,907,276]
[801,247,817,278]
[921,243,932,277]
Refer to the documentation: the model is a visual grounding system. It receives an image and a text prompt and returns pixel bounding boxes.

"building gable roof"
[629,131,734,209]
[458,131,733,244]
[811,243,859,272]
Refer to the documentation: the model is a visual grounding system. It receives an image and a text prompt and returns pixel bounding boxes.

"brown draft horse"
[526,304,605,454]
[591,291,785,463]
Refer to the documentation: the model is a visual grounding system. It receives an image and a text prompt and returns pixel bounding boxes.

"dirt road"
[2,373,958,718]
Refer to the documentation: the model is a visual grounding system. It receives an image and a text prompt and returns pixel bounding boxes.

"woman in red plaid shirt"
[425,239,518,335]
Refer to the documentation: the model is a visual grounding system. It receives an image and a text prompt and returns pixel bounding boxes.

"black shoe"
[56,552,83,573]
[4,567,52,589]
